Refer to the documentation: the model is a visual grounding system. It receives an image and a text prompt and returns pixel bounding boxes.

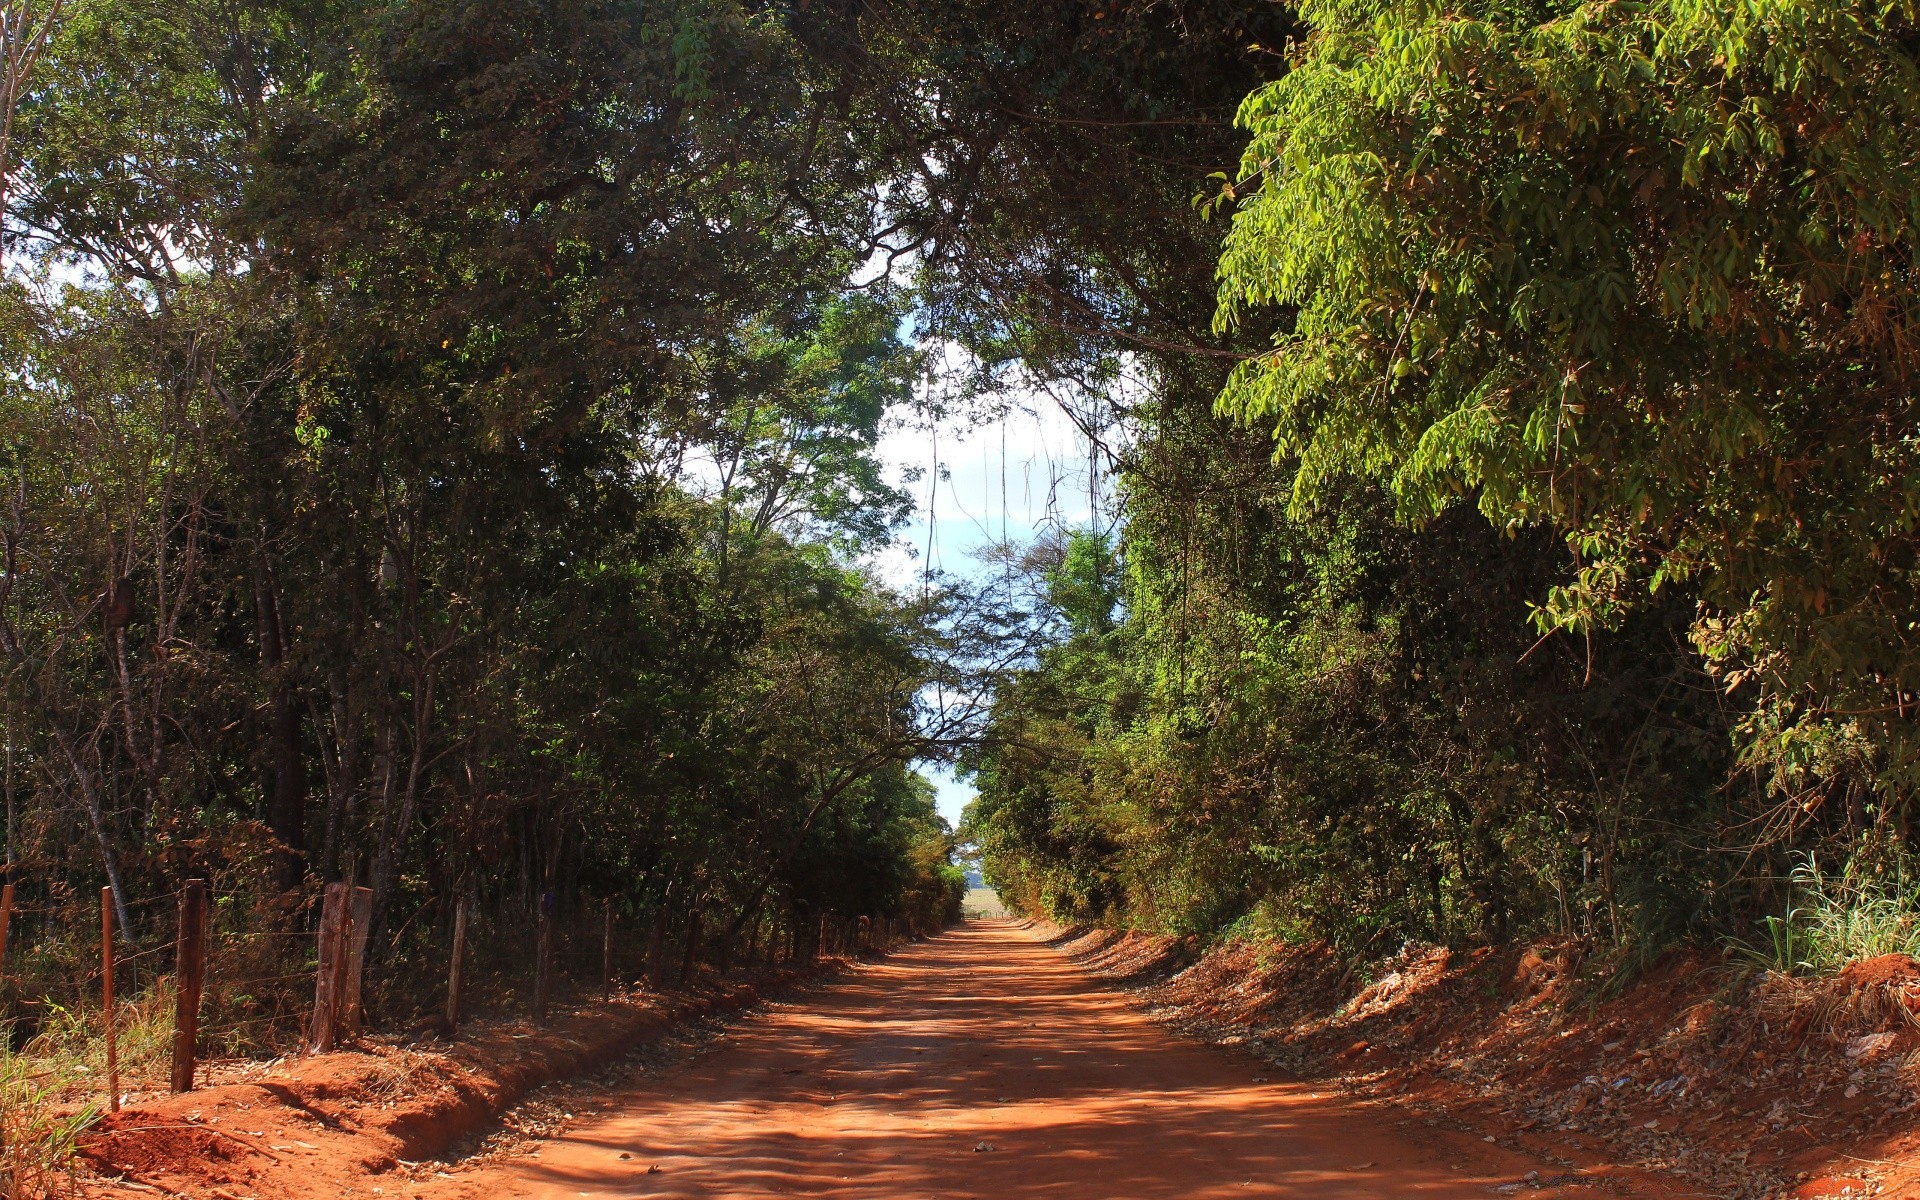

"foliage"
[1735,851,1920,976]
[1217,0,1920,803]
[0,0,972,1044]
[0,1049,93,1198]
[952,0,1917,965]
[12,0,1920,1067]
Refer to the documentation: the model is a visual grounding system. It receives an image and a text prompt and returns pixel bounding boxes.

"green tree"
[1218,0,1920,809]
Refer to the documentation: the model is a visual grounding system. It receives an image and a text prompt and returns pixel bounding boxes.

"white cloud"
[869,342,1132,826]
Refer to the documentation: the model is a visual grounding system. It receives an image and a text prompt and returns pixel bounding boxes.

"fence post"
[534,891,554,1023]
[816,911,828,960]
[310,882,350,1054]
[102,886,119,1113]
[0,880,13,985]
[602,898,613,999]
[447,894,470,1033]
[170,879,209,1093]
[342,886,373,1037]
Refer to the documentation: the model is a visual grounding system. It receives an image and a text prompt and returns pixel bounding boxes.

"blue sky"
[869,368,1101,830]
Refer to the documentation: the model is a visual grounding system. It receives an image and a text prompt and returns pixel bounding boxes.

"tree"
[1217,0,1920,808]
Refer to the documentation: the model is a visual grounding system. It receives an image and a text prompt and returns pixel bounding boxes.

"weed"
[21,979,178,1099]
[1730,853,1920,975]
[0,1049,97,1197]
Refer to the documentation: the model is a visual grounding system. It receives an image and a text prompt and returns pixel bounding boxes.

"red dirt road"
[415,920,1692,1200]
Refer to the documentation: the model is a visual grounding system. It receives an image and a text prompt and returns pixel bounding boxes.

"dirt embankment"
[80,963,835,1200]
[1054,926,1920,1200]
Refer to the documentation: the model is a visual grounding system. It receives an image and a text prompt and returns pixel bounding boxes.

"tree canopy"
[8,0,1920,1031]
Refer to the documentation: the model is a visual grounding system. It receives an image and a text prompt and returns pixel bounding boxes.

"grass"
[24,978,179,1097]
[0,977,183,1195]
[1734,852,1920,976]
[0,1050,98,1197]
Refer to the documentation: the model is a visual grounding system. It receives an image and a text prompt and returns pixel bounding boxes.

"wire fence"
[0,878,928,1104]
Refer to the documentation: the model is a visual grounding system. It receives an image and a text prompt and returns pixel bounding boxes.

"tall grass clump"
[0,1049,97,1197]
[23,979,179,1097]
[1739,852,1920,975]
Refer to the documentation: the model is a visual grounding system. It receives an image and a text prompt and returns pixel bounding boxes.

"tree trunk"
[319,665,359,883]
[49,722,134,941]
[369,661,434,950]
[254,559,303,893]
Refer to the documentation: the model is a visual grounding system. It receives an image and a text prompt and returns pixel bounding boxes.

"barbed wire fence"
[0,876,930,1110]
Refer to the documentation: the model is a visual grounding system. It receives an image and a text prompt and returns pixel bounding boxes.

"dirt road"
[415,920,1690,1199]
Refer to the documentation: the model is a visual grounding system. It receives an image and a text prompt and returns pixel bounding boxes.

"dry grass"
[0,979,183,1195]
[1756,971,1920,1044]
[23,978,178,1098]
[0,1051,98,1197]
[358,1043,450,1102]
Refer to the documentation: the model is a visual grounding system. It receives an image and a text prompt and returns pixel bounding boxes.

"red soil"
[1059,926,1920,1199]
[1841,954,1920,990]
[81,969,819,1199]
[364,921,1680,1199]
[81,923,1920,1200]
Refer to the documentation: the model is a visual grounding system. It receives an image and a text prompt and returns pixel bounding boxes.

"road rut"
[413,920,1689,1199]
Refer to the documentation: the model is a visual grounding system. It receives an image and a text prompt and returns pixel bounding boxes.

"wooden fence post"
[342,886,372,1037]
[446,894,470,1033]
[310,882,350,1054]
[602,899,613,999]
[102,886,119,1113]
[816,911,828,960]
[170,879,209,1093]
[534,891,554,1023]
[0,880,13,984]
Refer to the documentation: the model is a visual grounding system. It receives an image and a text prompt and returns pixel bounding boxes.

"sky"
[867,368,1103,831]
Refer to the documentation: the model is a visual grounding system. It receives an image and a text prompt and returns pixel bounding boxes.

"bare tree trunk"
[254,557,304,892]
[319,664,359,882]
[49,721,133,940]
[3,683,13,874]
[110,622,161,827]
[369,660,434,946]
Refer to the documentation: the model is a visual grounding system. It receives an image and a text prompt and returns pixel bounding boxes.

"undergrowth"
[0,1048,98,1197]
[24,979,178,1097]
[1734,853,1920,975]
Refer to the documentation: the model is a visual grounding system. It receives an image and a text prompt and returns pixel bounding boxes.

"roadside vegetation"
[4,0,1920,1184]
[2,0,982,1176]
[960,0,1920,976]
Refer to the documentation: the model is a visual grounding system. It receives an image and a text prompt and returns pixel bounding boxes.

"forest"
[2,0,1917,1067]
[961,0,1920,970]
